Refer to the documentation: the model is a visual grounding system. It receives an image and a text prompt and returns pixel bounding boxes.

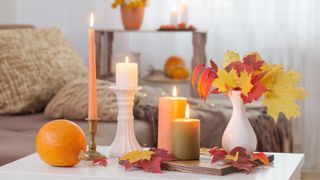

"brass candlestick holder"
[82,118,106,161]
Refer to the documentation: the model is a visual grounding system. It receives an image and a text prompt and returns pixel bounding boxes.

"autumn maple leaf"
[241,74,267,103]
[239,70,253,96]
[212,69,239,93]
[120,148,173,174]
[92,157,108,167]
[245,51,262,61]
[192,64,205,88]
[262,69,306,120]
[252,152,271,166]
[140,157,162,173]
[222,50,241,67]
[208,147,227,163]
[120,150,154,164]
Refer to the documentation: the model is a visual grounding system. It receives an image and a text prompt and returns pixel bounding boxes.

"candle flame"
[172,86,177,97]
[125,56,129,63]
[90,13,94,28]
[185,104,190,120]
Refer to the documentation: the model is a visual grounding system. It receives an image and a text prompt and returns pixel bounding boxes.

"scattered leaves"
[119,148,173,174]
[209,146,271,174]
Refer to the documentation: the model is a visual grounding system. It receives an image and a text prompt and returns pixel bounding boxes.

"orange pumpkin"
[170,65,189,79]
[36,119,86,167]
[164,56,185,77]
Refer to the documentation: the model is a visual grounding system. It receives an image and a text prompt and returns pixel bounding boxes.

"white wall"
[0,0,16,23]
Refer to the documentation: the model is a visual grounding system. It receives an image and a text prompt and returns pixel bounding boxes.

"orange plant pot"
[121,6,145,30]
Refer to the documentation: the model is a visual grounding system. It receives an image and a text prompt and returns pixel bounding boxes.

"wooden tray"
[143,70,190,83]
[161,154,274,176]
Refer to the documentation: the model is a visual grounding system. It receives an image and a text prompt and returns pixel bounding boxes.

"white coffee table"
[0,146,304,180]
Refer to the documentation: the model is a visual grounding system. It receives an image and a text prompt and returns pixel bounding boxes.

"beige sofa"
[0,113,153,166]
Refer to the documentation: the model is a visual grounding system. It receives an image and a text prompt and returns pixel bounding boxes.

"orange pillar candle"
[158,86,187,153]
[172,104,200,160]
[88,13,97,120]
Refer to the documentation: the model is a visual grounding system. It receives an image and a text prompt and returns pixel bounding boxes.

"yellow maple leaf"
[222,50,240,67]
[260,64,283,89]
[120,150,154,164]
[262,69,306,120]
[239,71,253,96]
[225,152,239,161]
[212,69,239,93]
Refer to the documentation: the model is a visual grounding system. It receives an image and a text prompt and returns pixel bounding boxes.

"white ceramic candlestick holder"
[108,86,142,157]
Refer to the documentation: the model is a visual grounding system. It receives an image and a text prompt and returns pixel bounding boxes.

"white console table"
[0,146,304,180]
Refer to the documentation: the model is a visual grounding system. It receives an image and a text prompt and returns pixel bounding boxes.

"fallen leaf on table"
[92,157,108,167]
[225,152,239,161]
[120,150,154,164]
[120,148,173,174]
[252,152,271,166]
[208,147,227,163]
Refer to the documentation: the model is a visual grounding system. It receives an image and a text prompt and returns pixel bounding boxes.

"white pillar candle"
[180,1,189,24]
[170,9,178,25]
[116,56,138,88]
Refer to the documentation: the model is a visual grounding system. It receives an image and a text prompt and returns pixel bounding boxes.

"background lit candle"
[116,56,138,88]
[88,13,97,120]
[172,104,200,160]
[170,7,178,25]
[158,86,187,153]
[179,0,189,24]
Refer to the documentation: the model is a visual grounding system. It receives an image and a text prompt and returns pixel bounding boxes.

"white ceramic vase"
[222,91,257,154]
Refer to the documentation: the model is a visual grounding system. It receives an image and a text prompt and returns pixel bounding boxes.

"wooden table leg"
[191,32,207,97]
[106,32,114,77]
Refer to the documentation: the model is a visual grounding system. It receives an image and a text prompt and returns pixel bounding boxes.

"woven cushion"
[44,79,118,121]
[0,28,87,114]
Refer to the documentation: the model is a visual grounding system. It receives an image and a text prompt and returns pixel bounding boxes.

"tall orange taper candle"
[158,86,187,153]
[88,13,97,120]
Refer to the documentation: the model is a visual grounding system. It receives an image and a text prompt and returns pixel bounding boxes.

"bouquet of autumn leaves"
[192,51,306,120]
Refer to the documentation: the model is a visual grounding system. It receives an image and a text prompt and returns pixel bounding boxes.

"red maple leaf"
[231,161,254,174]
[152,148,173,162]
[225,61,245,75]
[210,59,218,72]
[197,68,211,98]
[208,148,227,163]
[252,152,271,166]
[192,64,205,88]
[225,54,264,76]
[140,157,162,173]
[203,72,217,102]
[241,74,267,103]
[120,148,173,174]
[243,54,264,71]
[92,157,108,167]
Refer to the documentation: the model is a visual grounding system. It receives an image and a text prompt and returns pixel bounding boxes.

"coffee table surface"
[0,146,304,180]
